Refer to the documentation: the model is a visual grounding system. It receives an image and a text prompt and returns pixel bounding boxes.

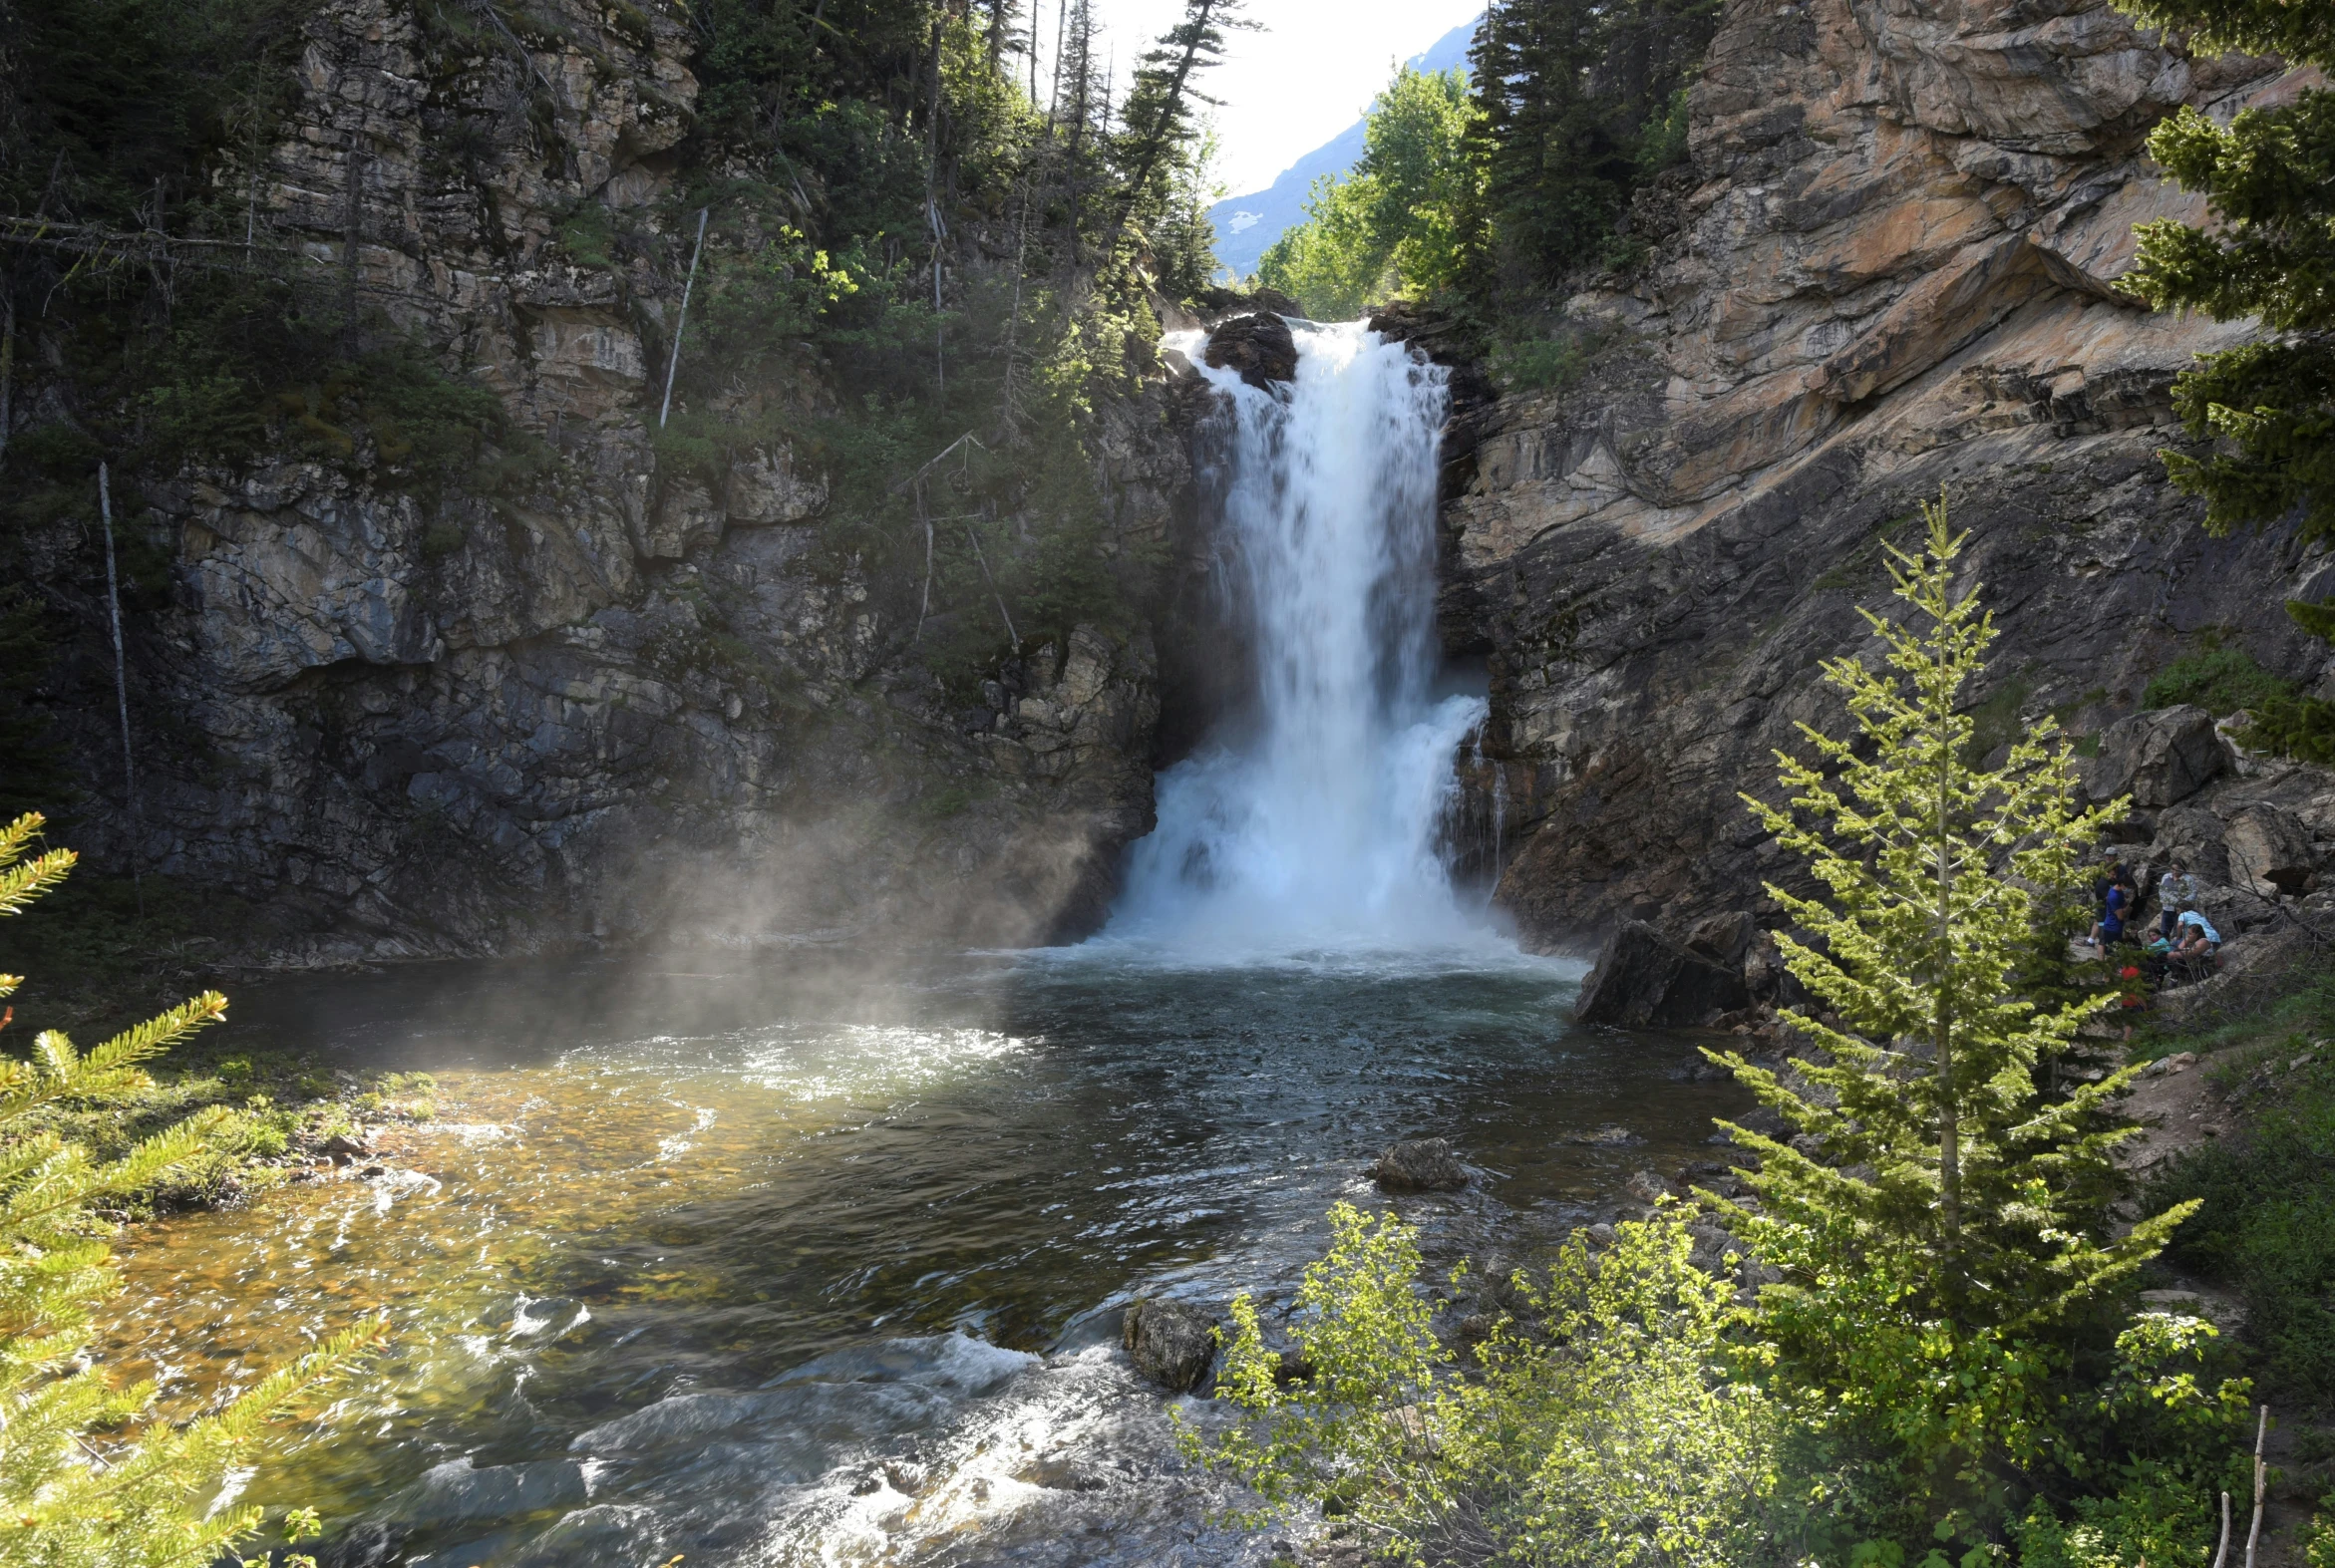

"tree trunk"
[1113,0,1215,235]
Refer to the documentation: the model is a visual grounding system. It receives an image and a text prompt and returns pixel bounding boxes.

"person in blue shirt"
[2171,909,2221,964]
[2089,874,2135,950]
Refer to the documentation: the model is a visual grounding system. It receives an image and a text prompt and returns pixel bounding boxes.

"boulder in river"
[1363,1133,1466,1194]
[1202,313,1299,389]
[1369,1137,1470,1192]
[1122,1298,1217,1393]
[1574,920,1751,1028]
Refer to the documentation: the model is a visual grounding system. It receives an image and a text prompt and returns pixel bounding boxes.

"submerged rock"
[1574,921,1751,1029]
[1122,1298,1218,1392]
[1369,1137,1471,1192]
[1202,313,1299,389]
[384,1457,590,1529]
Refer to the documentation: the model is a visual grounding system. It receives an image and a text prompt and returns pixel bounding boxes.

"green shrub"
[2236,691,2335,765]
[1190,1202,1779,1566]
[1488,330,1604,393]
[2013,1468,2216,1568]
[2142,641,2295,715]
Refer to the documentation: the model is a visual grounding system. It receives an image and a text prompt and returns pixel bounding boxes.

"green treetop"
[1255,64,1485,318]
[2112,0,2335,548]
[1707,493,2222,1543]
[0,811,373,1567]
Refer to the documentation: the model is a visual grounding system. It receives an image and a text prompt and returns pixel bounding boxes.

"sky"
[1071,0,1486,197]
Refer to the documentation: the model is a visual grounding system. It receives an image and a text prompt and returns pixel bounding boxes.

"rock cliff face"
[1442,0,2332,951]
[64,0,1191,959]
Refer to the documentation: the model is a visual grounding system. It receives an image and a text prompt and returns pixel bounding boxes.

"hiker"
[2089,872,2134,951]
[2170,908,2221,964]
[2157,859,2198,940]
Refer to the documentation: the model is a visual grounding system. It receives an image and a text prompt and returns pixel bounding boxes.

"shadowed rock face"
[1426,0,2332,952]
[33,0,1194,961]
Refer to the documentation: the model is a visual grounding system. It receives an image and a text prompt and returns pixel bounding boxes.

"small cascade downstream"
[1111,320,1493,953]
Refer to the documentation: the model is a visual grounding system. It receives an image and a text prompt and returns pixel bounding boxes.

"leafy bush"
[2142,640,2296,715]
[1192,1202,1779,1566]
[1487,327,1608,394]
[2137,639,2335,763]
[1255,64,1483,318]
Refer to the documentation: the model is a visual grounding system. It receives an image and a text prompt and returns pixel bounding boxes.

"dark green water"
[105,940,1743,1566]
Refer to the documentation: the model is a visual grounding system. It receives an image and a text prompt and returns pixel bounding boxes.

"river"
[98,319,1742,1564]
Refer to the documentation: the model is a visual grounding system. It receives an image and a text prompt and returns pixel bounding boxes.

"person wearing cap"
[2157,860,2198,940]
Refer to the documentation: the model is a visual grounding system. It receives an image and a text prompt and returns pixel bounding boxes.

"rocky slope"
[1438,0,2332,954]
[31,0,1195,960]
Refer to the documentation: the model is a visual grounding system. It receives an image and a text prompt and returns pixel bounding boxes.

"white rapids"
[1107,318,1492,956]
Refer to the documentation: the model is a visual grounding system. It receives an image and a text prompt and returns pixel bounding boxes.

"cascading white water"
[1106,319,1491,955]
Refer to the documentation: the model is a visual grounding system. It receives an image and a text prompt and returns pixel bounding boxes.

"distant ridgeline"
[1205,15,1482,281]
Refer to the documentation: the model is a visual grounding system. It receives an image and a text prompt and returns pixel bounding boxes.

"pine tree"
[1109,0,1249,246]
[1706,494,2204,1538]
[1467,0,1717,291]
[2109,0,2335,550]
[0,811,375,1567]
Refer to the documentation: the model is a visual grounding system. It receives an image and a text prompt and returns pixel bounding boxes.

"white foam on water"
[735,1023,1028,1100]
[1104,320,1498,961]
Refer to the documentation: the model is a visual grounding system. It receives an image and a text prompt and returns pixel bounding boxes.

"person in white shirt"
[2156,860,2198,940]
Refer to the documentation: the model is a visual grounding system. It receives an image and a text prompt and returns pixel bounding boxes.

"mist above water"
[1106,320,1492,958]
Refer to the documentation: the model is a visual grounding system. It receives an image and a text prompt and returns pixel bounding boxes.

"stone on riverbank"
[1574,921,1752,1029]
[1122,1298,1217,1393]
[1369,1137,1470,1192]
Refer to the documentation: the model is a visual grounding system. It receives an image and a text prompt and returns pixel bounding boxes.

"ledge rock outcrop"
[1443,0,2333,951]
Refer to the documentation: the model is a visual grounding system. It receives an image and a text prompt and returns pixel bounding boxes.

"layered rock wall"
[1446,0,2332,951]
[46,0,1191,959]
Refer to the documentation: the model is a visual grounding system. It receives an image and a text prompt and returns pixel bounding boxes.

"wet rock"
[1017,1450,1109,1491]
[1122,1298,1218,1393]
[1624,1168,1681,1208]
[881,1458,932,1496]
[1574,921,1751,1029]
[384,1458,590,1529]
[1369,1137,1471,1192]
[321,1132,371,1159]
[2085,706,2229,808]
[1202,313,1299,389]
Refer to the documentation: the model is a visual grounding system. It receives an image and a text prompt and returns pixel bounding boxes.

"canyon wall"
[29,0,1194,961]
[1440,0,2331,951]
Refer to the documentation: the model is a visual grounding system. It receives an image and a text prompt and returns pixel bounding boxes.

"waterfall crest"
[1105,319,1491,956]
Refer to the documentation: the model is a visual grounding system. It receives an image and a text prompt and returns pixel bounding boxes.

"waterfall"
[1106,319,1491,955]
